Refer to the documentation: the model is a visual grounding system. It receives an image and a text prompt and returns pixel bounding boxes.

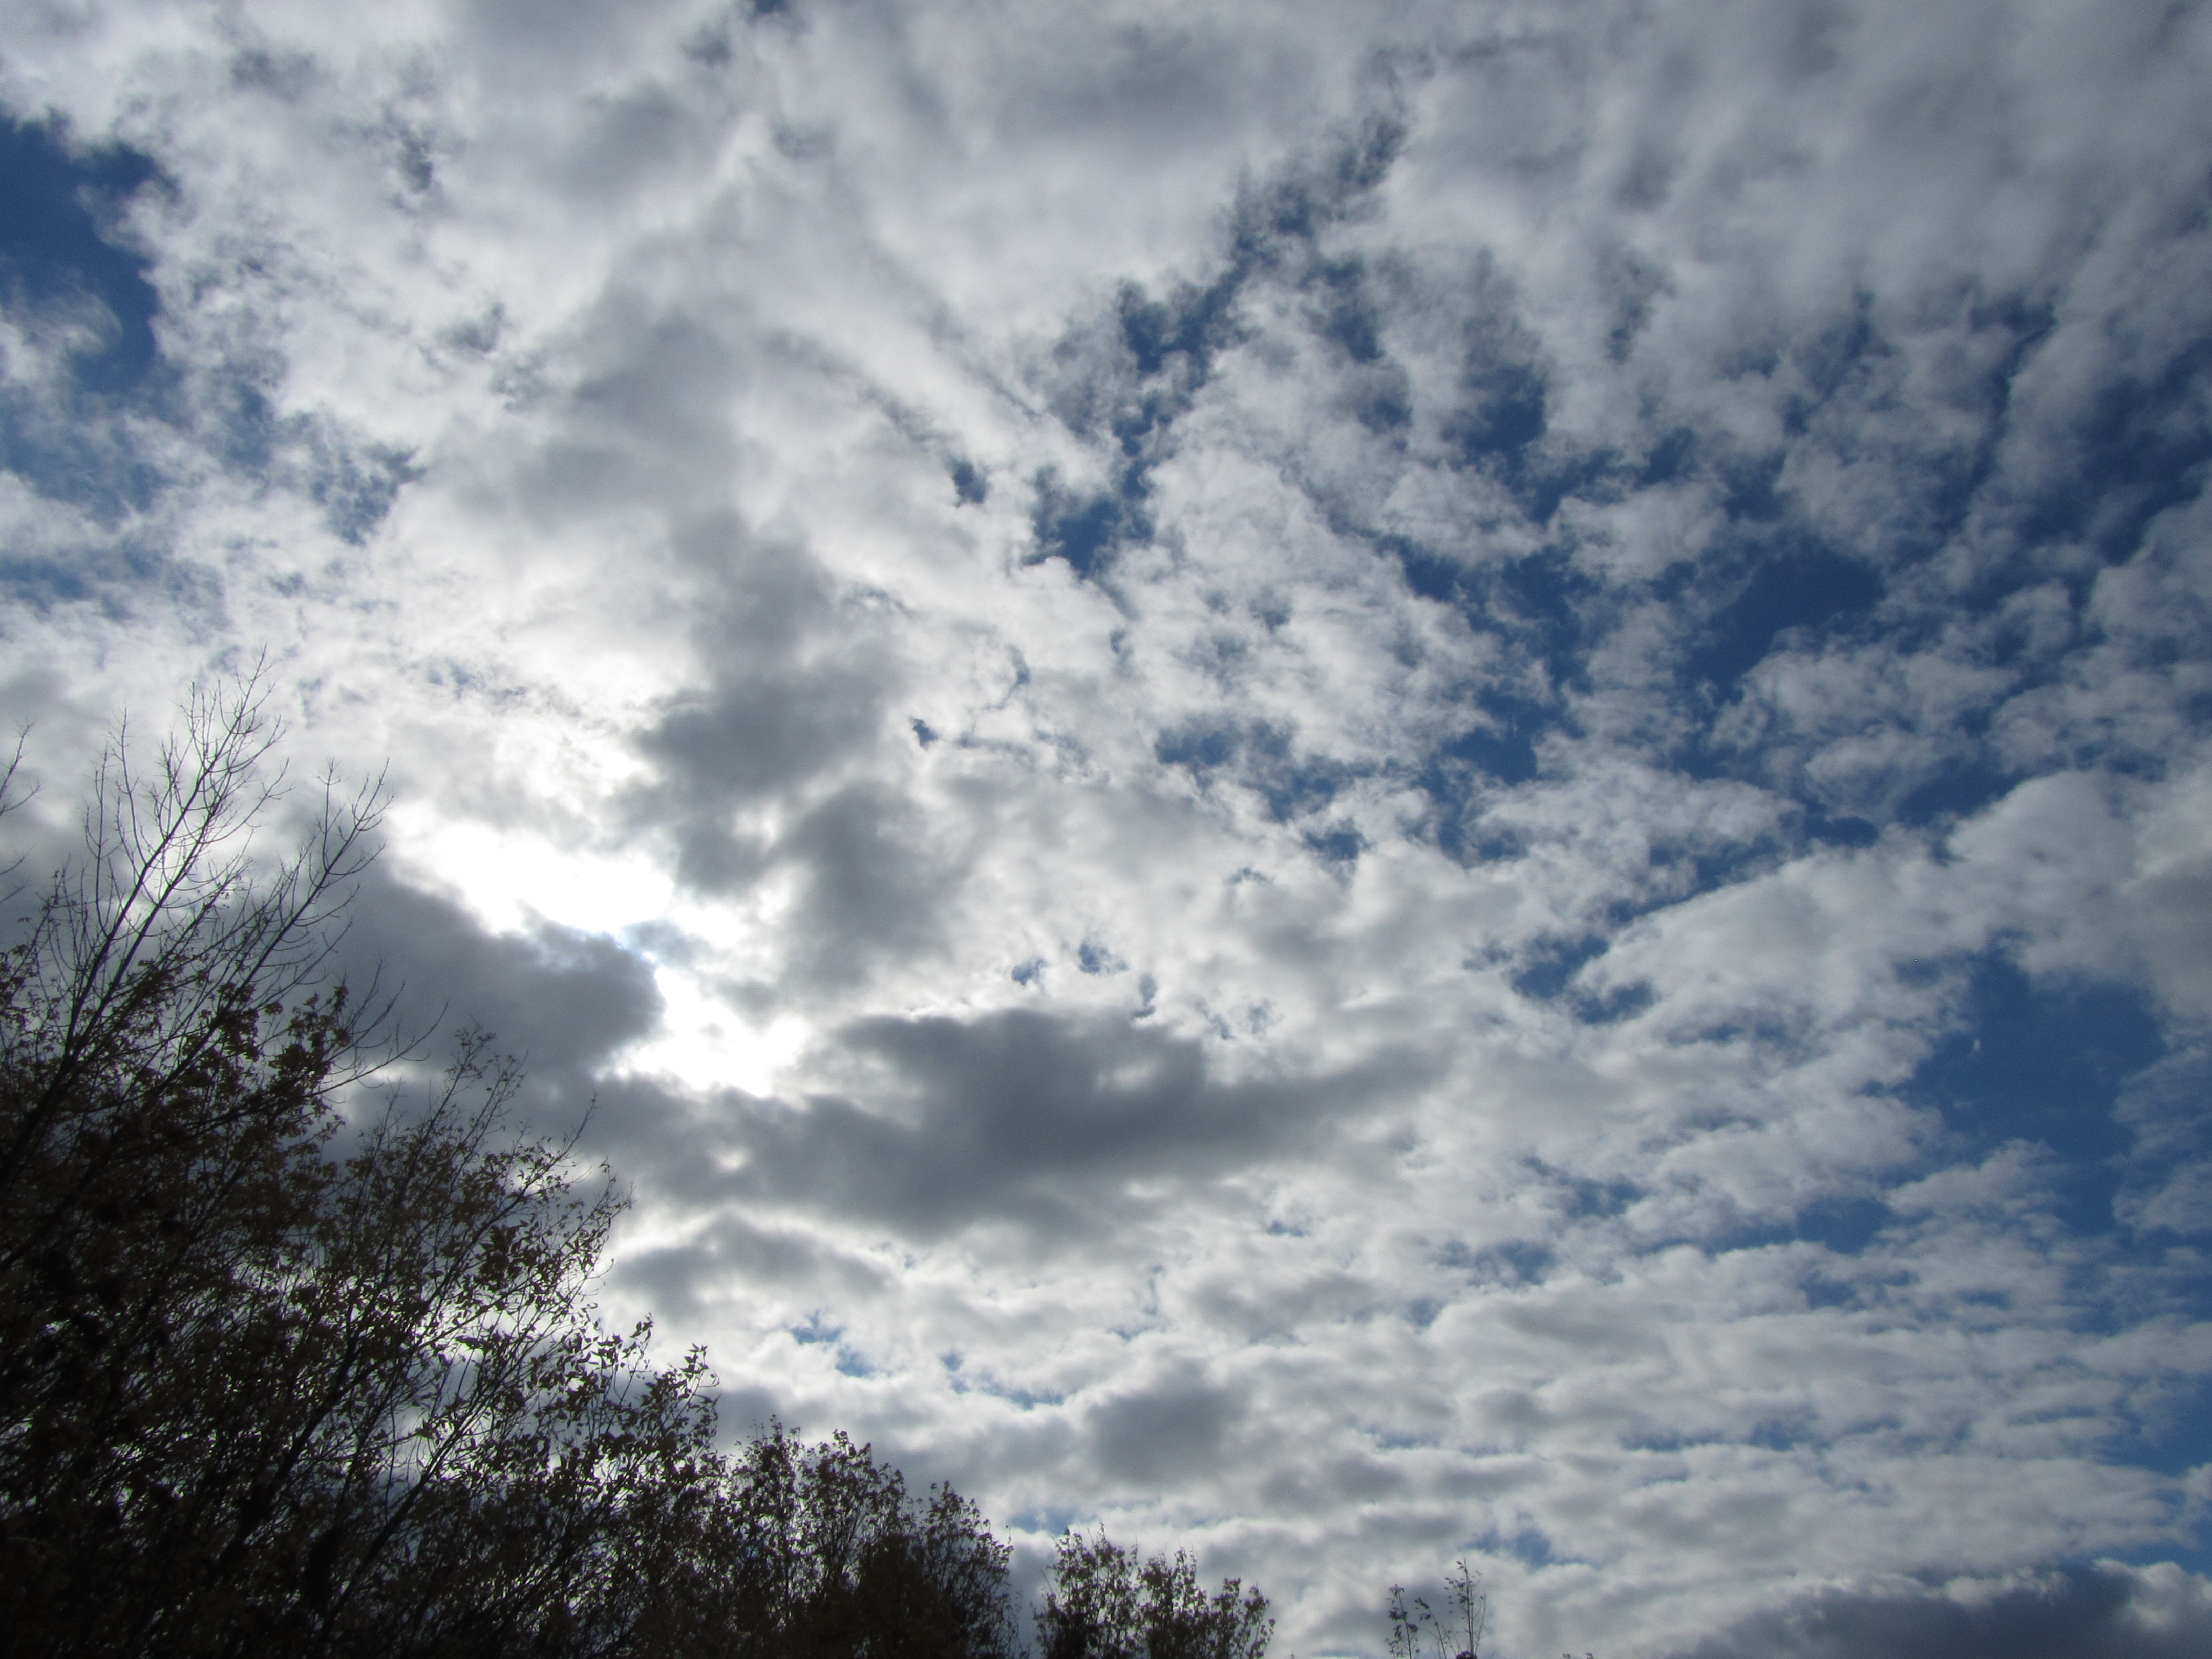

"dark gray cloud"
[716,1007,1411,1239]
[516,303,749,513]
[617,527,951,987]
[625,527,903,899]
[774,781,951,987]
[1671,1563,2212,1659]
[609,1207,890,1323]
[1086,1365,1246,1492]
[332,860,664,1120]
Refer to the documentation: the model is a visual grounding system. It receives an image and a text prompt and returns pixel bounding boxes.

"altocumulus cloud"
[3,0,2211,1652]
[710,1008,1415,1238]
[1673,1562,2212,1659]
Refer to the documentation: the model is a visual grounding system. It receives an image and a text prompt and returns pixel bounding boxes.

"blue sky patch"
[1686,545,1884,688]
[0,111,163,394]
[1903,955,2165,1238]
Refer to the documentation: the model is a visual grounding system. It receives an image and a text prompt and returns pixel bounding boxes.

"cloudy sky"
[6,1,2212,1652]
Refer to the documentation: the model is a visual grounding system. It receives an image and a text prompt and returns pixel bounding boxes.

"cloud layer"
[3,2,2210,1653]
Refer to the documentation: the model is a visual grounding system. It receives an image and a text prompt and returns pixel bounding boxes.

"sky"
[4,1,2212,1653]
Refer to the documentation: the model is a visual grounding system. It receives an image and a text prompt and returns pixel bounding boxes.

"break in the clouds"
[5,1,2212,1652]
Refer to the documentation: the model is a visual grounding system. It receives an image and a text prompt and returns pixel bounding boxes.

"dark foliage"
[0,675,1268,1659]
[0,680,712,1656]
[628,1424,1018,1659]
[1037,1533,1271,1659]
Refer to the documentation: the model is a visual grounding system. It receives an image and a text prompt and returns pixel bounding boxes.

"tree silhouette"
[0,676,730,1655]
[0,674,1269,1659]
[1037,1532,1272,1659]
[627,1421,1018,1659]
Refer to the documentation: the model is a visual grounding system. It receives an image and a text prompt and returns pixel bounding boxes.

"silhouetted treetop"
[0,674,1271,1659]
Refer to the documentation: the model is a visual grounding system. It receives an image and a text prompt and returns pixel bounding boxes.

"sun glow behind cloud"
[626,965,811,1098]
[385,806,813,1094]
[387,814,670,940]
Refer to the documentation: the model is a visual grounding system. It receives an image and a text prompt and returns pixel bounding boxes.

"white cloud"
[4,1,2210,1653]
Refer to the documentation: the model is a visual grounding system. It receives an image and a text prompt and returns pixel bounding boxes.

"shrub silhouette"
[1387,1561,1485,1659]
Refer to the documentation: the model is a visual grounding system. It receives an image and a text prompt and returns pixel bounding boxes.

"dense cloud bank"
[3,1,2210,1652]
[1672,1562,2212,1659]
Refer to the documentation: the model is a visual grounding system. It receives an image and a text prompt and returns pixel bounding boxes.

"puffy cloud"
[1671,1562,2212,1659]
[3,0,2210,1652]
[709,1006,1417,1239]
